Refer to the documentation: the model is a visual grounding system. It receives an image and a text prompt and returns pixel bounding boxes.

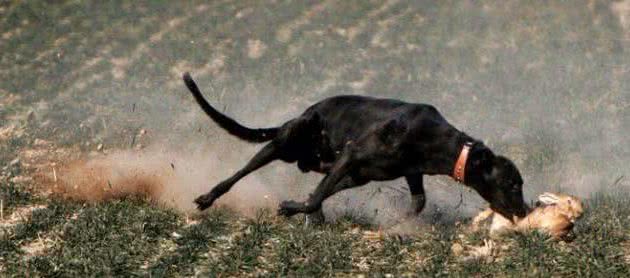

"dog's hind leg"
[194,141,279,210]
[194,116,318,211]
[405,174,426,218]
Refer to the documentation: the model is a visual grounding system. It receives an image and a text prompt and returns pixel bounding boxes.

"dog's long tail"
[182,72,279,143]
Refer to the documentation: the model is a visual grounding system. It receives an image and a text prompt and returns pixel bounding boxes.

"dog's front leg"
[278,175,357,218]
[305,208,325,226]
[405,174,426,218]
[278,153,356,217]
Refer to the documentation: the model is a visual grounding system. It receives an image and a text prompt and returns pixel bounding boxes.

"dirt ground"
[1,0,629,276]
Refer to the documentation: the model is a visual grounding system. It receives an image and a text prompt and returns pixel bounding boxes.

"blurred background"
[1,0,628,226]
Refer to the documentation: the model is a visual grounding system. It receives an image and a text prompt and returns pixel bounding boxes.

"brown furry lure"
[472,192,585,239]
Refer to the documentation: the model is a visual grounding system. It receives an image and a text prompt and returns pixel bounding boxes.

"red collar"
[453,142,473,183]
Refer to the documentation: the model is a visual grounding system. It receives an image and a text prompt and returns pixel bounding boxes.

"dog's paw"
[305,210,326,226]
[194,194,216,211]
[278,200,302,217]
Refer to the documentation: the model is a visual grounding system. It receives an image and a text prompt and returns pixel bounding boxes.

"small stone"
[33,139,50,146]
[10,176,32,184]
[96,144,103,151]
[451,243,464,257]
[9,158,20,166]
[171,232,182,239]
[247,39,267,59]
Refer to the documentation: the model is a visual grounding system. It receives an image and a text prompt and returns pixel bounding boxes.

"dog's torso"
[295,95,462,180]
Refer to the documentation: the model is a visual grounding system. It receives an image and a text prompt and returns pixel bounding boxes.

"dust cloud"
[54,142,279,216]
[5,1,627,226]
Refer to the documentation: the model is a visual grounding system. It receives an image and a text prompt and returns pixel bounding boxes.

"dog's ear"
[471,146,494,173]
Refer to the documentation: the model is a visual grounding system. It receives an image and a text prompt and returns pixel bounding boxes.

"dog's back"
[304,95,448,152]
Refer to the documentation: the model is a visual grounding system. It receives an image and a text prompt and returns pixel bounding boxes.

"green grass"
[17,199,180,276]
[149,210,230,277]
[1,0,628,276]
[0,181,34,215]
[1,200,76,274]
[0,192,628,276]
[268,218,356,276]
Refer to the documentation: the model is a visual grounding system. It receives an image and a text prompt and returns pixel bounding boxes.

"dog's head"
[468,148,528,221]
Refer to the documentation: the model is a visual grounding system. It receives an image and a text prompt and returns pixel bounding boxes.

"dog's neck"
[410,126,490,180]
[452,141,473,183]
[417,130,480,176]
[448,134,490,186]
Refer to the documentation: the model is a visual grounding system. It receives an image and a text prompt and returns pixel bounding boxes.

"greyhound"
[182,72,528,223]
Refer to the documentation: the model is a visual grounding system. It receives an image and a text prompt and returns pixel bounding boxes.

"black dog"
[183,73,528,222]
